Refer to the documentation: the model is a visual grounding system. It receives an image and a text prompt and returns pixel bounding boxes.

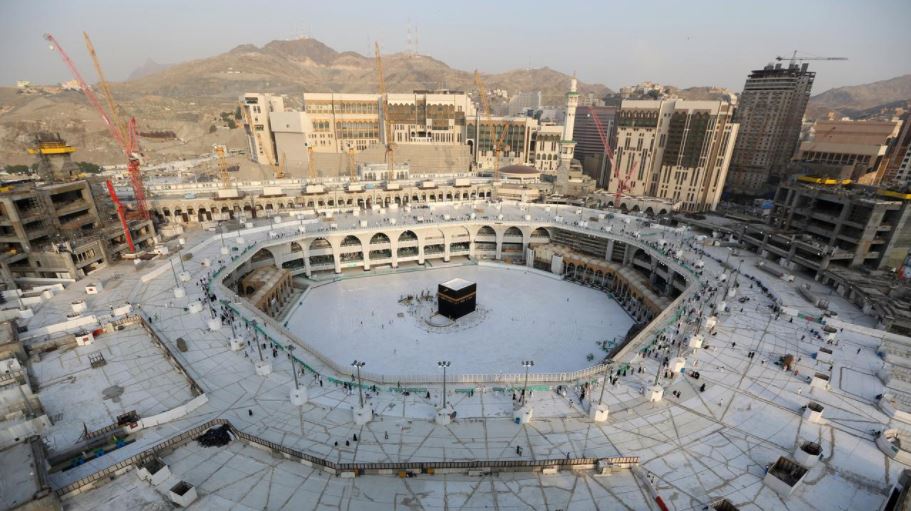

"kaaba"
[438,278,477,320]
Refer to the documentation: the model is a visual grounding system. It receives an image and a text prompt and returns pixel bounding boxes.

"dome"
[498,164,541,177]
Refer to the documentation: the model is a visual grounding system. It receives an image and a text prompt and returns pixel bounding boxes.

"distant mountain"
[807,74,911,119]
[127,58,173,81]
[0,37,610,166]
[115,37,610,100]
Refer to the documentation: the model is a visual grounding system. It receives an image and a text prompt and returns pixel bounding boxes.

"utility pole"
[252,320,263,362]
[521,360,534,406]
[288,345,299,390]
[352,360,366,408]
[597,362,613,407]
[438,361,451,408]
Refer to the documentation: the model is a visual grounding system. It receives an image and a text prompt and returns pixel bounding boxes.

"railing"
[54,417,640,497]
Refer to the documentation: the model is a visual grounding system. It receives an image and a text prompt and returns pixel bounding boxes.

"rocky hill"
[806,74,911,120]
[0,37,609,167]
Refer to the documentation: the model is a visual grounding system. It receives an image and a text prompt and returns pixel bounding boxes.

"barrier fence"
[54,418,639,497]
[211,224,699,386]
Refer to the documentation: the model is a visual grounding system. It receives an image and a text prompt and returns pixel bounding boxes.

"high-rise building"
[725,63,815,195]
[793,119,903,183]
[572,105,617,187]
[607,99,738,212]
[240,93,285,165]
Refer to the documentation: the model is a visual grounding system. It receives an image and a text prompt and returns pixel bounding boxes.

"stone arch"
[476,225,496,237]
[645,207,655,216]
[503,226,522,238]
[309,237,331,251]
[340,235,362,248]
[251,248,276,266]
[370,232,391,245]
[397,230,419,258]
[423,228,446,256]
[398,230,418,242]
[529,227,551,245]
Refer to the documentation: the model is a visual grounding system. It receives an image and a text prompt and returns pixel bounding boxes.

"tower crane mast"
[474,71,507,181]
[44,33,146,252]
[374,43,396,181]
[776,51,848,65]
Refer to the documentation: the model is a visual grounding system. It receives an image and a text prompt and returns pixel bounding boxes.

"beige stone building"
[607,99,738,212]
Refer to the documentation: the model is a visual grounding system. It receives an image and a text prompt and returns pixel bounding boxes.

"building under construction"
[0,135,155,289]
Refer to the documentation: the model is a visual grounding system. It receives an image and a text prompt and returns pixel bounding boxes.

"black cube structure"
[438,278,477,320]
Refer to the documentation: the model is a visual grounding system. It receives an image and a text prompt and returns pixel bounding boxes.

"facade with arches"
[225,219,690,322]
[150,184,496,224]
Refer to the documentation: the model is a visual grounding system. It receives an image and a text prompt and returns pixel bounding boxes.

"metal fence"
[204,216,699,386]
[54,418,639,497]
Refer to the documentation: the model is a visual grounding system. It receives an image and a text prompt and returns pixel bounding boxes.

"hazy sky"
[2,0,909,93]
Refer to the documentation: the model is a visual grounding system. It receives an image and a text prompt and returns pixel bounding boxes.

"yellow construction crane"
[375,42,396,181]
[493,124,510,179]
[306,144,316,181]
[275,151,287,179]
[83,32,127,144]
[474,71,507,181]
[213,144,229,186]
[346,143,357,181]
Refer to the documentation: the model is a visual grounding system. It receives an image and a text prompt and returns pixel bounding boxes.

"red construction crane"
[581,106,636,205]
[44,33,149,252]
[613,153,640,207]
[584,106,615,188]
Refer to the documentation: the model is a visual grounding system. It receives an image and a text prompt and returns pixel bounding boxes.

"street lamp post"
[168,255,180,287]
[597,361,613,406]
[352,360,366,408]
[252,320,263,361]
[521,360,534,406]
[288,345,299,390]
[437,361,451,408]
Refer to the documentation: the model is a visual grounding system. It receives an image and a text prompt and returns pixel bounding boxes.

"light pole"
[521,360,534,406]
[352,360,366,408]
[734,258,744,286]
[177,245,186,272]
[597,361,613,407]
[438,361,451,408]
[252,320,263,361]
[168,255,180,287]
[287,345,299,390]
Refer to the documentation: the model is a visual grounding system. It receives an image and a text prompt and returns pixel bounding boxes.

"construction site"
[4,23,911,511]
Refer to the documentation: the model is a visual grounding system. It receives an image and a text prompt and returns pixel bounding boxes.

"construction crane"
[275,152,287,180]
[346,143,357,181]
[213,144,229,187]
[83,32,126,144]
[374,42,396,181]
[78,33,149,222]
[614,153,640,207]
[776,51,847,65]
[473,71,511,181]
[493,124,510,179]
[584,106,616,190]
[44,33,147,252]
[305,144,317,182]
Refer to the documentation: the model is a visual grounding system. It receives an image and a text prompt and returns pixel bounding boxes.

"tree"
[234,106,242,120]
[209,125,217,134]
[75,161,103,174]
[226,119,237,129]
[3,164,31,175]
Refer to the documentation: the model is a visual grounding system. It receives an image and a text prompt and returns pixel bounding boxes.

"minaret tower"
[556,77,579,194]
